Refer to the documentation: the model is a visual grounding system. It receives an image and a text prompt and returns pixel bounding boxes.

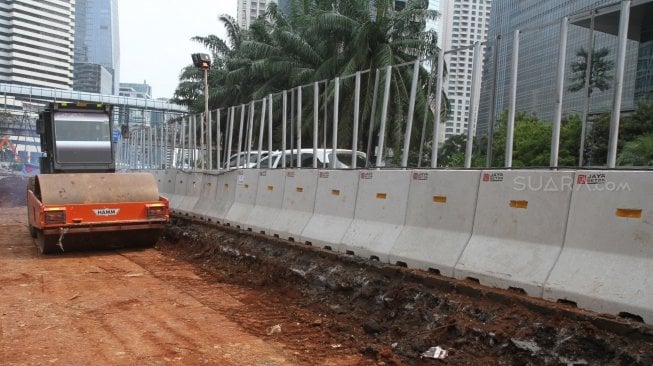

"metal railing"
[119,0,652,171]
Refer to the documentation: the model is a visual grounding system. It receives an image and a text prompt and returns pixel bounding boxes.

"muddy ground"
[2,172,652,365]
[162,219,653,365]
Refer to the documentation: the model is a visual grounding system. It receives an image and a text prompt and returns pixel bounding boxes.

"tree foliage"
[568,47,614,96]
[618,133,653,166]
[438,112,581,168]
[587,100,653,166]
[172,0,444,165]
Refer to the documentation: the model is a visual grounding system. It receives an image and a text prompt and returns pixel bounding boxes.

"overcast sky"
[119,1,440,101]
[118,0,237,100]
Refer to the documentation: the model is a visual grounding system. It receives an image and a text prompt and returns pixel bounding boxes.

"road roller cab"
[27,102,169,254]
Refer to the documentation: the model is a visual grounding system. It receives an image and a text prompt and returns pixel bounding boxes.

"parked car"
[223,151,269,169]
[257,148,367,169]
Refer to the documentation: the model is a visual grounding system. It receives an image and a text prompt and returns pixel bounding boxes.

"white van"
[257,148,367,169]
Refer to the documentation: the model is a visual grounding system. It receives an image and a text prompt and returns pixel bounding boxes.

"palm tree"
[298,0,440,163]
[173,15,248,109]
[173,0,443,166]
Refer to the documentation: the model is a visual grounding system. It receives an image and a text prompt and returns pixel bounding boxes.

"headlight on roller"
[146,204,168,219]
[44,209,66,224]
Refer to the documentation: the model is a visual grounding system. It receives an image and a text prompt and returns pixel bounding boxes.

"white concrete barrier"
[150,170,164,194]
[159,169,176,194]
[202,170,238,224]
[192,172,219,222]
[340,170,411,261]
[388,170,481,276]
[268,170,318,241]
[176,172,203,217]
[544,170,653,323]
[168,170,190,214]
[246,170,286,234]
[300,170,360,250]
[223,169,260,229]
[455,170,574,296]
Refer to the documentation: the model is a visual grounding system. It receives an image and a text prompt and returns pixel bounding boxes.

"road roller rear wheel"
[35,229,162,254]
[28,224,37,238]
[36,230,62,254]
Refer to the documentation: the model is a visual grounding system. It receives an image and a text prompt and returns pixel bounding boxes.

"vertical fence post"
[226,107,235,169]
[127,130,131,168]
[187,116,192,168]
[208,110,213,170]
[376,65,392,167]
[282,90,287,168]
[579,11,595,167]
[505,29,520,168]
[313,82,319,168]
[179,120,184,168]
[352,71,361,168]
[216,109,221,170]
[191,115,197,168]
[140,128,145,169]
[159,124,164,168]
[150,126,155,168]
[432,49,445,168]
[607,0,631,168]
[268,94,273,166]
[486,35,501,167]
[418,55,436,168]
[465,42,482,168]
[551,17,568,167]
[290,88,295,165]
[235,104,245,168]
[246,101,254,166]
[366,69,380,166]
[331,77,340,169]
[297,86,302,167]
[257,97,266,167]
[152,126,157,168]
[401,59,420,168]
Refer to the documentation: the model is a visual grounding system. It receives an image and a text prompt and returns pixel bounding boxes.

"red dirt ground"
[1,172,652,365]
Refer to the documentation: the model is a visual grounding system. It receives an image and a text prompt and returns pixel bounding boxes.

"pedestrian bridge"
[0,83,187,113]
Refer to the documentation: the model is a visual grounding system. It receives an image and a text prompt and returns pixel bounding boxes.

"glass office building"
[476,0,652,135]
[73,0,120,94]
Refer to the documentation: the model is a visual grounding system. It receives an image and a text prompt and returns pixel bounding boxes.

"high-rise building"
[237,0,278,28]
[0,0,75,90]
[439,0,492,139]
[73,0,120,94]
[73,63,113,94]
[476,0,652,135]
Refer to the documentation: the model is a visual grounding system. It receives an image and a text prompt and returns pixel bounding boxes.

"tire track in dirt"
[0,206,309,366]
[123,243,370,365]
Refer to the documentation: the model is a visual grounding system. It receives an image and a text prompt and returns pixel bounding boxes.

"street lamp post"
[191,53,211,169]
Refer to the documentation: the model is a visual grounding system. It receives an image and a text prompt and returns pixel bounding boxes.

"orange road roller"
[27,102,169,254]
